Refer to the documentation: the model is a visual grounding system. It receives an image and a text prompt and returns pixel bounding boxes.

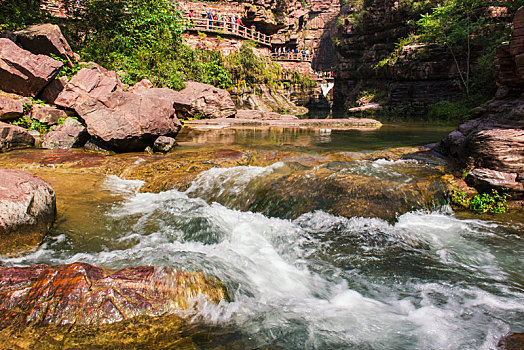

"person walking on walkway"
[208,11,213,29]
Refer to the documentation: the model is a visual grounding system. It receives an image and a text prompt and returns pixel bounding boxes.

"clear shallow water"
[3,161,523,349]
[177,123,454,152]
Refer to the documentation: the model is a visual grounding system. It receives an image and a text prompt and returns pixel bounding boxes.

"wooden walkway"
[183,17,272,47]
[271,53,312,62]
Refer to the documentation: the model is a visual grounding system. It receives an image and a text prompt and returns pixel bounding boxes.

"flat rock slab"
[0,262,228,328]
[185,118,382,130]
[0,168,55,254]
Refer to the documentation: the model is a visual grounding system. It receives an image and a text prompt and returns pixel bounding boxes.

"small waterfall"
[321,82,334,97]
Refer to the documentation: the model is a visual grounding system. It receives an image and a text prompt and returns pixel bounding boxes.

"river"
[1,124,523,349]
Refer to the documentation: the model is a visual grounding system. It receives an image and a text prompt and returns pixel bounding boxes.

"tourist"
[251,25,256,39]
[231,14,236,32]
[236,17,244,27]
[208,11,213,29]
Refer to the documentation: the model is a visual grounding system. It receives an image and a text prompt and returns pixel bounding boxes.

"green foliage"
[225,41,281,88]
[451,189,510,214]
[50,54,87,79]
[0,0,47,31]
[11,116,52,134]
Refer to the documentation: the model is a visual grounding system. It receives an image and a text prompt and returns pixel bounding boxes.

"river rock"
[76,88,182,152]
[173,81,236,119]
[0,96,25,121]
[31,104,68,125]
[0,262,228,328]
[153,136,176,152]
[54,63,123,110]
[236,109,281,120]
[0,168,55,254]
[41,118,89,149]
[40,76,68,104]
[14,23,75,61]
[0,38,63,97]
[0,122,35,152]
[498,333,524,350]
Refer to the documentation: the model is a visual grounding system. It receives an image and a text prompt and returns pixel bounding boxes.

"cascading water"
[4,159,523,349]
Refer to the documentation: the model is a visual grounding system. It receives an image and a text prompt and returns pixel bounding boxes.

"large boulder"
[41,117,89,149]
[0,38,63,97]
[173,81,236,119]
[54,63,123,110]
[76,88,182,151]
[39,76,68,104]
[0,263,228,328]
[14,23,75,62]
[0,122,35,152]
[0,96,25,121]
[0,168,55,254]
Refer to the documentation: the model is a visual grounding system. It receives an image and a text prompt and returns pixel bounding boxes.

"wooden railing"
[182,17,272,47]
[271,52,312,62]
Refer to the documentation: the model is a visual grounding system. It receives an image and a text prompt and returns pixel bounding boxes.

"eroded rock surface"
[0,122,35,152]
[14,23,74,61]
[173,81,236,119]
[76,89,182,152]
[0,168,55,253]
[0,96,25,121]
[0,38,63,97]
[438,7,524,199]
[41,117,89,150]
[0,262,228,329]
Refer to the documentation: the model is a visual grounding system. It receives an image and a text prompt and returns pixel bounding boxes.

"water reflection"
[177,123,454,152]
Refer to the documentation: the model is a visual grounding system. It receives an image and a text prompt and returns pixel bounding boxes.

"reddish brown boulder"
[14,23,74,61]
[0,262,228,328]
[173,81,236,119]
[39,76,68,104]
[76,88,182,152]
[54,63,123,110]
[41,117,89,149]
[0,168,55,254]
[31,104,68,125]
[498,333,524,350]
[0,96,25,121]
[0,38,63,97]
[0,122,34,152]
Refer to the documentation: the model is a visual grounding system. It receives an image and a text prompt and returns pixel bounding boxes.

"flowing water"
[1,125,523,349]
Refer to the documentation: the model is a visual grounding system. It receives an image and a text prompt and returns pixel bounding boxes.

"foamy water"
[2,164,523,349]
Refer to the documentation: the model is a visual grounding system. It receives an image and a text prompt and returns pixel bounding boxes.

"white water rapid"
[3,164,523,349]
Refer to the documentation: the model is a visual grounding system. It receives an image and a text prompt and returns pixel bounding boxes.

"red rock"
[76,88,182,152]
[14,23,74,61]
[0,121,34,152]
[173,81,237,119]
[128,78,154,91]
[39,76,68,104]
[41,117,89,149]
[0,96,25,121]
[0,263,228,328]
[498,333,524,350]
[466,168,523,195]
[54,63,123,110]
[0,38,63,97]
[0,168,55,253]
[153,136,176,152]
[31,104,68,125]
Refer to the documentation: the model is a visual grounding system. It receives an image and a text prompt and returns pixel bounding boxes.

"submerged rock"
[0,262,228,328]
[154,136,176,153]
[498,333,524,350]
[0,168,56,254]
[0,38,63,97]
